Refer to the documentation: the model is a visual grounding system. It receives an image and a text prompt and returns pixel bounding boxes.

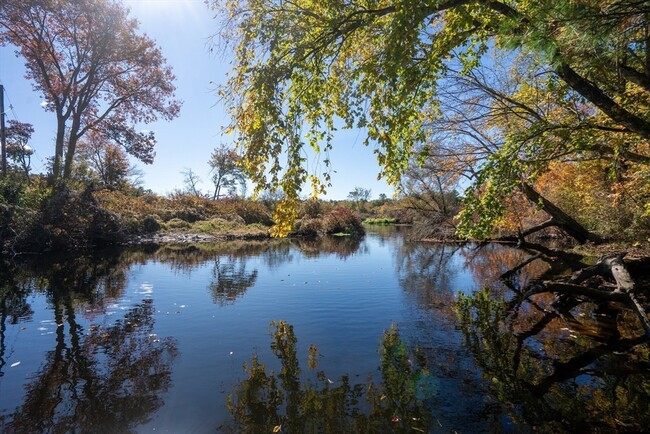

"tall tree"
[5,120,35,182]
[208,144,246,200]
[181,168,203,197]
[212,0,650,237]
[0,0,181,183]
[347,186,371,211]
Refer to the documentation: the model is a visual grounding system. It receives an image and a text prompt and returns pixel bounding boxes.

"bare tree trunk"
[63,116,82,180]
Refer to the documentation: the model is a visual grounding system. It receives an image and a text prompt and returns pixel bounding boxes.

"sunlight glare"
[123,0,203,18]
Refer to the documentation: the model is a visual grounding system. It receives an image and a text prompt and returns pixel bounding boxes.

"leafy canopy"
[0,0,181,182]
[213,0,650,236]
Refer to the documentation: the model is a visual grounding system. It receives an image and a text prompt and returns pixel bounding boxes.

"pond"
[1,227,649,433]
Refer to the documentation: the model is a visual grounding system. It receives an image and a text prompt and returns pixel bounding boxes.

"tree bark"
[556,62,650,140]
[52,116,67,184]
[519,181,602,244]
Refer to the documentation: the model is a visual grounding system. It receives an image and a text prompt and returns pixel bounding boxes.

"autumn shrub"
[299,199,323,219]
[322,206,365,236]
[142,215,162,233]
[363,217,397,225]
[225,199,274,225]
[222,213,246,225]
[165,218,191,229]
[94,190,274,233]
[291,217,323,237]
[15,184,125,251]
[0,176,54,252]
[191,218,238,233]
[536,161,650,240]
[375,199,417,224]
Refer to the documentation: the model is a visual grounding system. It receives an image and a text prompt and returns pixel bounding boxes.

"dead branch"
[526,252,650,338]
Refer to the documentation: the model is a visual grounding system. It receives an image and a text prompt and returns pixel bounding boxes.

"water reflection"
[210,257,258,305]
[222,321,435,434]
[1,230,648,433]
[0,263,34,377]
[456,284,650,432]
[391,240,650,432]
[145,241,272,274]
[396,243,461,313]
[7,300,177,434]
[292,236,366,259]
[0,253,178,433]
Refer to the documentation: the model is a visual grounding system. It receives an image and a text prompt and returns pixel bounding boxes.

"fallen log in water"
[524,252,650,339]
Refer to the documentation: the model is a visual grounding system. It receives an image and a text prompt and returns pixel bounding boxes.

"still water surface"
[1,227,649,433]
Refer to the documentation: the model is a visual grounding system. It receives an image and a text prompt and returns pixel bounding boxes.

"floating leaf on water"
[10,361,21,368]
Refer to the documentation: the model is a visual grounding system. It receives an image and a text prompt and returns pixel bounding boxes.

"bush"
[165,218,191,229]
[299,199,323,219]
[363,217,397,225]
[291,217,323,237]
[322,207,365,236]
[16,184,125,251]
[220,199,274,225]
[93,190,275,231]
[191,218,237,233]
[0,176,53,252]
[142,215,162,233]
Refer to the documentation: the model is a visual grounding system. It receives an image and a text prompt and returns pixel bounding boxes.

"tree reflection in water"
[210,257,258,305]
[222,321,437,434]
[293,235,366,259]
[393,240,650,431]
[456,284,650,432]
[0,263,34,378]
[0,252,178,434]
[395,243,461,313]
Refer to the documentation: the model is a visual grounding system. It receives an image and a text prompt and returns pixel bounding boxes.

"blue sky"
[0,0,393,200]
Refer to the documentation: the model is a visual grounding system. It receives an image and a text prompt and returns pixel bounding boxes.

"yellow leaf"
[273,425,281,433]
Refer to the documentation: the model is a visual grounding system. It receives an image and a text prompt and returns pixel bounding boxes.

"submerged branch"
[521,252,650,339]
